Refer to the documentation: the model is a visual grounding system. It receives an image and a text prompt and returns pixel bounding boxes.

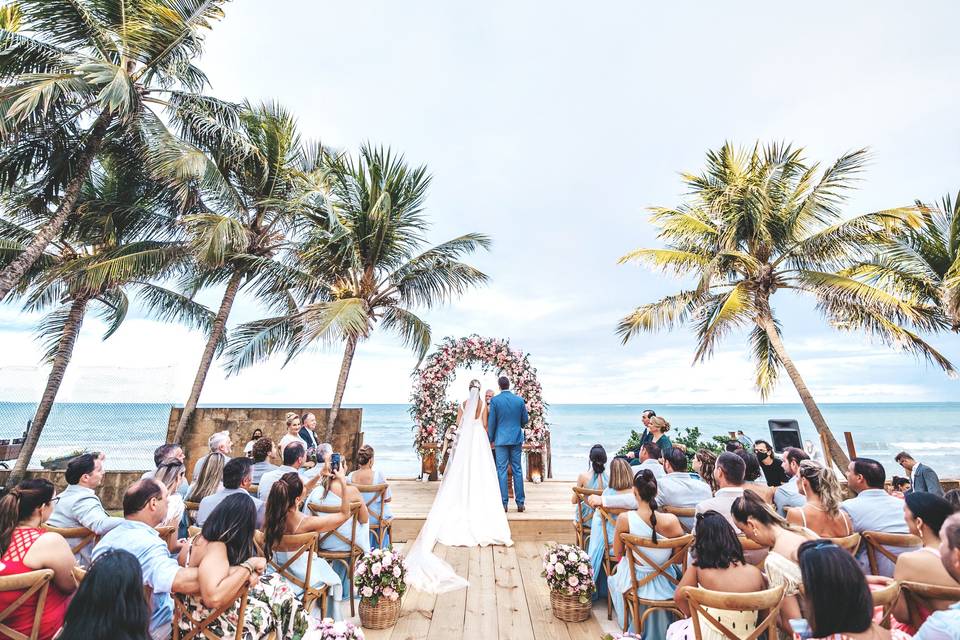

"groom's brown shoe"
[517,504,525,513]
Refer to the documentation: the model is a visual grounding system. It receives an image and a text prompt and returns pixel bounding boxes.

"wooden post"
[844,432,858,461]
[820,431,834,471]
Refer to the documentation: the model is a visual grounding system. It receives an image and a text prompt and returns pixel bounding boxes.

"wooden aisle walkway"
[358,542,613,640]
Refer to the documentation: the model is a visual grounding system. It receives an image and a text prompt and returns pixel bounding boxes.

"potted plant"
[355,547,406,629]
[542,542,595,622]
[313,618,364,639]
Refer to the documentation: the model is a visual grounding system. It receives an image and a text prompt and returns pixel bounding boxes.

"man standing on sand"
[895,451,944,496]
[488,376,528,513]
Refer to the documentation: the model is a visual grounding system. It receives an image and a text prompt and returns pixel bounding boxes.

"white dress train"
[404,390,513,594]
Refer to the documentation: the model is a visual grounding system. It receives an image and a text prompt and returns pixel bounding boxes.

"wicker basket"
[359,597,401,629]
[550,590,591,622]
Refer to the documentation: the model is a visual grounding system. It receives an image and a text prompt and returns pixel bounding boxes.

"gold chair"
[350,482,393,549]
[184,500,201,526]
[826,532,862,555]
[187,526,201,538]
[861,532,922,576]
[0,569,54,640]
[662,506,696,533]
[253,531,329,615]
[155,524,177,551]
[676,583,786,640]
[40,524,96,557]
[596,506,620,620]
[870,579,902,629]
[620,532,694,634]
[572,486,603,550]
[308,501,365,616]
[172,582,250,640]
[900,580,960,627]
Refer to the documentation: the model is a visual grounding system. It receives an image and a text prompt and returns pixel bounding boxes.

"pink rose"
[568,575,579,587]
[371,562,382,576]
[393,565,402,578]
[362,586,374,598]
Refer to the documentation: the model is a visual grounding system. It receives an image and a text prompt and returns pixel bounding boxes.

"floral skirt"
[177,573,315,640]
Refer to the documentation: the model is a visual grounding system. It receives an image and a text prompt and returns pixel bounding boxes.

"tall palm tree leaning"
[0,0,235,302]
[617,143,955,468]
[164,103,330,443]
[1,155,213,485]
[225,144,492,442]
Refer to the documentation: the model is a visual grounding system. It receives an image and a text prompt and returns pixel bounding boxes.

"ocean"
[1,402,958,479]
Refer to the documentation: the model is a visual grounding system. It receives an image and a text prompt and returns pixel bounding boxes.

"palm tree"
[1,154,213,484]
[617,143,955,467]
[162,102,331,443]
[225,144,492,442]
[0,0,235,302]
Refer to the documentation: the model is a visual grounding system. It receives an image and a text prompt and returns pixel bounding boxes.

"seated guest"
[278,412,308,452]
[774,446,809,516]
[658,447,712,531]
[0,479,77,640]
[141,444,188,498]
[796,539,910,640]
[732,489,817,633]
[842,457,911,576]
[754,439,789,487]
[258,442,321,501]
[914,512,960,639]
[250,437,279,484]
[890,476,911,499]
[896,451,944,497]
[585,456,636,601]
[197,457,265,529]
[347,444,394,547]
[667,510,767,640]
[786,460,853,537]
[695,452,747,529]
[264,470,350,618]
[243,428,264,456]
[92,479,201,640]
[636,442,665,479]
[572,444,608,521]
[609,469,685,636]
[153,457,187,528]
[192,431,232,482]
[47,452,123,565]
[693,449,719,494]
[735,449,776,504]
[179,494,317,638]
[56,548,150,640]
[890,493,959,633]
[185,448,225,505]
[945,488,960,511]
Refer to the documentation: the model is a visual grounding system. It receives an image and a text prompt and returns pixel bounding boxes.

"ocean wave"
[890,442,960,451]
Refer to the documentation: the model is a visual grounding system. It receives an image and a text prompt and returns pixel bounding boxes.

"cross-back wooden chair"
[172,583,250,640]
[596,506,621,620]
[826,532,862,555]
[900,580,960,625]
[308,501,364,616]
[661,506,696,533]
[620,532,694,634]
[188,526,201,538]
[155,524,177,551]
[676,583,786,640]
[40,524,96,558]
[572,487,603,550]
[350,483,392,549]
[0,569,54,640]
[862,532,922,576]
[870,579,902,629]
[184,501,201,526]
[253,530,329,615]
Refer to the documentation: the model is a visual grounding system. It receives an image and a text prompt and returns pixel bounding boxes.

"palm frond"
[693,283,754,362]
[380,307,431,364]
[617,290,707,343]
[750,322,783,399]
[133,281,216,336]
[93,288,128,339]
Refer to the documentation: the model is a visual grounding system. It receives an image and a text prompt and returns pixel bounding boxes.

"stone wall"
[167,407,364,479]
[0,469,142,510]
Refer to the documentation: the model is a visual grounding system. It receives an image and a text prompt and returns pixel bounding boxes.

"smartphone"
[788,619,813,639]
[331,452,341,472]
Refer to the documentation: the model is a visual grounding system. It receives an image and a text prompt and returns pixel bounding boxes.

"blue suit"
[488,390,529,507]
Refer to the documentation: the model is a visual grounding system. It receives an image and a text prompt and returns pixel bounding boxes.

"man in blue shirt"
[93,479,202,640]
[914,512,960,639]
[774,447,808,516]
[197,457,265,528]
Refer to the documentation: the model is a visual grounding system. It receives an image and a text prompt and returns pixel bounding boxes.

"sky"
[2,0,960,405]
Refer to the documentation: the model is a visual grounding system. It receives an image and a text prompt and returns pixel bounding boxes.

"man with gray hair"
[914,512,960,639]
[191,430,233,482]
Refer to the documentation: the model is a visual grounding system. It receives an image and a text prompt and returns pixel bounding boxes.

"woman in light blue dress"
[572,444,609,524]
[263,470,351,620]
[347,444,393,548]
[587,456,635,602]
[608,469,686,638]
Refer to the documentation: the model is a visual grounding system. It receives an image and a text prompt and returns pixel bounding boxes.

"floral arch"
[410,336,548,458]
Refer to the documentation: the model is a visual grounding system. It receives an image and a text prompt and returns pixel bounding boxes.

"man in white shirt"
[635,443,665,479]
[658,447,712,530]
[695,452,746,529]
[197,457,265,528]
[258,442,321,501]
[47,452,124,565]
[191,431,233,482]
[841,457,911,576]
[774,447,808,516]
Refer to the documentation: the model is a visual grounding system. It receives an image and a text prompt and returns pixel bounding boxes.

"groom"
[487,375,528,512]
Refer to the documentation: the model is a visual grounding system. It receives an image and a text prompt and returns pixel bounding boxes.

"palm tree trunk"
[756,313,850,469]
[0,113,111,302]
[173,271,243,444]
[324,336,358,443]
[8,297,89,486]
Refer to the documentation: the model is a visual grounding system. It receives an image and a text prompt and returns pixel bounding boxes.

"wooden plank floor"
[348,542,615,640]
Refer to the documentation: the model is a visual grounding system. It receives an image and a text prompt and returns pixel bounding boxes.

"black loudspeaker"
[768,419,802,453]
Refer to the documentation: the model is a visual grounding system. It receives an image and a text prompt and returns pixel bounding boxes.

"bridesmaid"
[347,445,393,548]
[572,444,608,522]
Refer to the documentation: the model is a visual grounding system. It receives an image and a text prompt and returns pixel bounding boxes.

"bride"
[405,379,513,593]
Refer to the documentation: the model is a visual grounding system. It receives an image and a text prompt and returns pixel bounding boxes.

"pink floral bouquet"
[541,542,595,604]
[354,547,407,606]
[312,618,364,639]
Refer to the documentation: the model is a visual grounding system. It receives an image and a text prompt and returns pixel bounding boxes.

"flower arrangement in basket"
[542,542,595,622]
[313,618,364,639]
[354,547,406,629]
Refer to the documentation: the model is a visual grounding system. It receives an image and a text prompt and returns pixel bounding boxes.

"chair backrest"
[900,580,960,615]
[155,525,177,546]
[621,532,694,592]
[187,526,201,538]
[173,582,250,640]
[572,487,603,547]
[870,579,902,629]
[861,531,922,575]
[0,569,54,640]
[826,532,861,555]
[662,506,696,533]
[595,507,618,563]
[350,483,390,525]
[253,530,320,598]
[677,583,786,640]
[40,524,96,557]
[309,502,363,555]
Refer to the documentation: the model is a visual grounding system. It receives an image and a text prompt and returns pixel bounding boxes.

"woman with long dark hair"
[0,479,77,640]
[693,449,719,494]
[178,494,316,638]
[607,469,685,636]
[263,470,350,619]
[572,444,608,520]
[57,549,149,640]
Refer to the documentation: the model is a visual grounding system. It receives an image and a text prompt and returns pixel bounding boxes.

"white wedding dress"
[404,389,513,594]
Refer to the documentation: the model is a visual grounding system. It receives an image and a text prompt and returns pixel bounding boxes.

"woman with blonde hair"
[646,415,673,452]
[786,460,852,537]
[278,412,307,451]
[693,449,719,494]
[154,457,187,528]
[186,451,224,503]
